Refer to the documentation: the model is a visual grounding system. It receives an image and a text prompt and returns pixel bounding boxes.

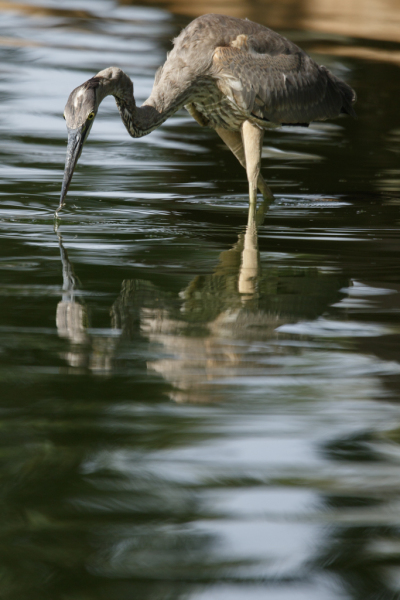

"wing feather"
[211,35,356,125]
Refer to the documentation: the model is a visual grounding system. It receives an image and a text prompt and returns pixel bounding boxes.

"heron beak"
[57,124,86,214]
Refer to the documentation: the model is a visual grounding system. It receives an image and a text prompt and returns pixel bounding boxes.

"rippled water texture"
[1,1,400,599]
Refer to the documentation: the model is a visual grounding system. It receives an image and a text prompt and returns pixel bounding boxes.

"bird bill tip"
[56,184,68,215]
[55,200,65,217]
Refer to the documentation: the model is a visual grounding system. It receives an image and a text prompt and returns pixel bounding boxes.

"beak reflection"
[57,124,86,214]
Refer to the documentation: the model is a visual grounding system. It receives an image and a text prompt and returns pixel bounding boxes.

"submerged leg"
[215,127,274,202]
[241,120,265,205]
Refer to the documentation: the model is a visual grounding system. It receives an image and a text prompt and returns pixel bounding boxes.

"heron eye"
[88,112,95,120]
[63,113,66,120]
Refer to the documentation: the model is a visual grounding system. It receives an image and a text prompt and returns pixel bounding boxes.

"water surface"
[1,2,400,599]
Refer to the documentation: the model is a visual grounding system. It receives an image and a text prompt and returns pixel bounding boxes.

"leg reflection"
[238,200,267,301]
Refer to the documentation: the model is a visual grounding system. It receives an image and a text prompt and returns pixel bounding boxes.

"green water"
[1,2,400,599]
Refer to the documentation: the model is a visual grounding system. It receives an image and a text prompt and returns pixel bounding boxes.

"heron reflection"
[56,202,345,396]
[55,202,268,377]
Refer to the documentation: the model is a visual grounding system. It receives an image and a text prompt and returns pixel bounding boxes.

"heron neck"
[115,94,190,138]
[96,67,193,138]
[105,71,191,138]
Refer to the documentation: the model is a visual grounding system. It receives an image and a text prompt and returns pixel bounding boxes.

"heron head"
[57,77,101,213]
[57,68,134,214]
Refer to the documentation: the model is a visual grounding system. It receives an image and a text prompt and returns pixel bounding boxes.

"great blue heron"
[58,13,356,214]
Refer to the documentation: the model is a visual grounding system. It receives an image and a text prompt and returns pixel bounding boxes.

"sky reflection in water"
[1,1,400,599]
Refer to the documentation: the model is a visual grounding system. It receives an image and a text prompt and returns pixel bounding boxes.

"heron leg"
[215,127,274,202]
[241,120,267,205]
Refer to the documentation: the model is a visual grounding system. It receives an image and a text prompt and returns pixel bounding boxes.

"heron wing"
[211,33,356,125]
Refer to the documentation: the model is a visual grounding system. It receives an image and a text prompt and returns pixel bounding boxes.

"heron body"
[59,13,356,212]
